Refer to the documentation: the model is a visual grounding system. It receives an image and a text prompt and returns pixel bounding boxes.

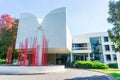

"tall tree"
[107,0,120,52]
[0,14,18,59]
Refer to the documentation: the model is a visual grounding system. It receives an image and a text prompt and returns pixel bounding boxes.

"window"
[105,45,110,51]
[104,36,109,42]
[113,54,117,61]
[90,37,102,52]
[72,43,88,50]
[111,45,115,51]
[106,54,111,61]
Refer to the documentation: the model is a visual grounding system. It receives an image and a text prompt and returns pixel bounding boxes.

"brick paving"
[0,68,115,80]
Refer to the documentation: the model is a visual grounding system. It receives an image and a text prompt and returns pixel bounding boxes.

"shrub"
[73,60,109,69]
[92,61,109,69]
[108,63,118,68]
[0,59,6,64]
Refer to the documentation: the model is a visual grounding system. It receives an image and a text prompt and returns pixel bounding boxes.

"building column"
[117,53,120,70]
[83,54,86,60]
[87,53,90,61]
[70,53,73,63]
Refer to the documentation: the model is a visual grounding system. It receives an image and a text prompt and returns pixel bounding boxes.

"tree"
[0,14,18,59]
[0,14,14,29]
[107,0,120,52]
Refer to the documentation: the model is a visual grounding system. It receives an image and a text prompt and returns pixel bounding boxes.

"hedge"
[108,63,118,68]
[0,59,6,64]
[73,61,109,69]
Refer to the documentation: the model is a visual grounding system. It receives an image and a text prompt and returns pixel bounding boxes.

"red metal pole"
[41,35,48,66]
[23,39,28,66]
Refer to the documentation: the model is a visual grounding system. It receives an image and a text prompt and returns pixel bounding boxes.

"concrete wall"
[41,7,72,53]
[66,26,72,52]
[72,35,91,54]
[15,13,43,49]
[41,7,66,48]
[15,13,43,65]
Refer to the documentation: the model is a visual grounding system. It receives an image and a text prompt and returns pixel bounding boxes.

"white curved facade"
[16,7,72,53]
[41,7,72,53]
[15,13,43,65]
[15,7,72,65]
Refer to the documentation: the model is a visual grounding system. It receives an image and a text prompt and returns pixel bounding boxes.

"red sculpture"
[6,45,13,65]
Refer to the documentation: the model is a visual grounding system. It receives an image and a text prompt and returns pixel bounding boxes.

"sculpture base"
[0,65,65,74]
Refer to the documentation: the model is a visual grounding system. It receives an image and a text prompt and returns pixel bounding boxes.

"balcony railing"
[72,47,90,50]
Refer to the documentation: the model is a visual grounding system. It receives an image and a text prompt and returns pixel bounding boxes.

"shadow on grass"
[65,75,112,80]
[110,73,120,80]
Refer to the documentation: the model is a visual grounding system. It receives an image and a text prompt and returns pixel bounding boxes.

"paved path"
[0,68,114,80]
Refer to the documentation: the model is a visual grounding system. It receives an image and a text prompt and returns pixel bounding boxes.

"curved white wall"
[15,13,43,65]
[41,7,66,48]
[41,7,72,53]
[16,7,72,55]
[15,13,41,49]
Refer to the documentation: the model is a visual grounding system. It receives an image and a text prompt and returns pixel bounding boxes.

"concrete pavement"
[0,68,115,80]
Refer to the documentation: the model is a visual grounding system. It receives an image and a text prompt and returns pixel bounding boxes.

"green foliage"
[0,19,18,59]
[107,0,120,53]
[110,73,120,80]
[108,26,120,52]
[73,61,109,69]
[107,0,120,26]
[108,63,118,68]
[0,28,14,59]
[12,50,18,61]
[0,59,6,64]
[92,69,120,80]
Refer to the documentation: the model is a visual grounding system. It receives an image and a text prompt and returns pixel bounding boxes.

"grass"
[92,69,120,80]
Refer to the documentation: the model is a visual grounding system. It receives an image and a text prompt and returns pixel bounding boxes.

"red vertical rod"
[23,39,28,66]
[42,35,48,66]
[18,42,23,65]
[32,37,38,66]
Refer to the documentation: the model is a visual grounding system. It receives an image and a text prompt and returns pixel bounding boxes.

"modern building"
[72,32,117,64]
[15,7,117,66]
[15,7,72,66]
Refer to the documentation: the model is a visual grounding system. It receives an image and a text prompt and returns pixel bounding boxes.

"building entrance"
[56,54,70,66]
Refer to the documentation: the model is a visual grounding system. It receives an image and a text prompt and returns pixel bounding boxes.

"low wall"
[0,65,65,74]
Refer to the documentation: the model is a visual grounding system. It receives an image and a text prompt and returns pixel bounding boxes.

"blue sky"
[0,0,115,35]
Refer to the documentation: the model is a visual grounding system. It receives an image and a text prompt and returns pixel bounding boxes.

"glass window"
[113,54,117,61]
[105,45,110,51]
[111,45,115,51]
[104,36,109,42]
[90,37,101,45]
[106,54,111,61]
[72,43,88,50]
[90,37,102,52]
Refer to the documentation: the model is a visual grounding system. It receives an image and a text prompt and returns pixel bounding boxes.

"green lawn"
[92,69,120,80]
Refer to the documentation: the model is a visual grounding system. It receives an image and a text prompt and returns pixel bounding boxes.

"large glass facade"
[90,37,103,62]
[90,37,102,52]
